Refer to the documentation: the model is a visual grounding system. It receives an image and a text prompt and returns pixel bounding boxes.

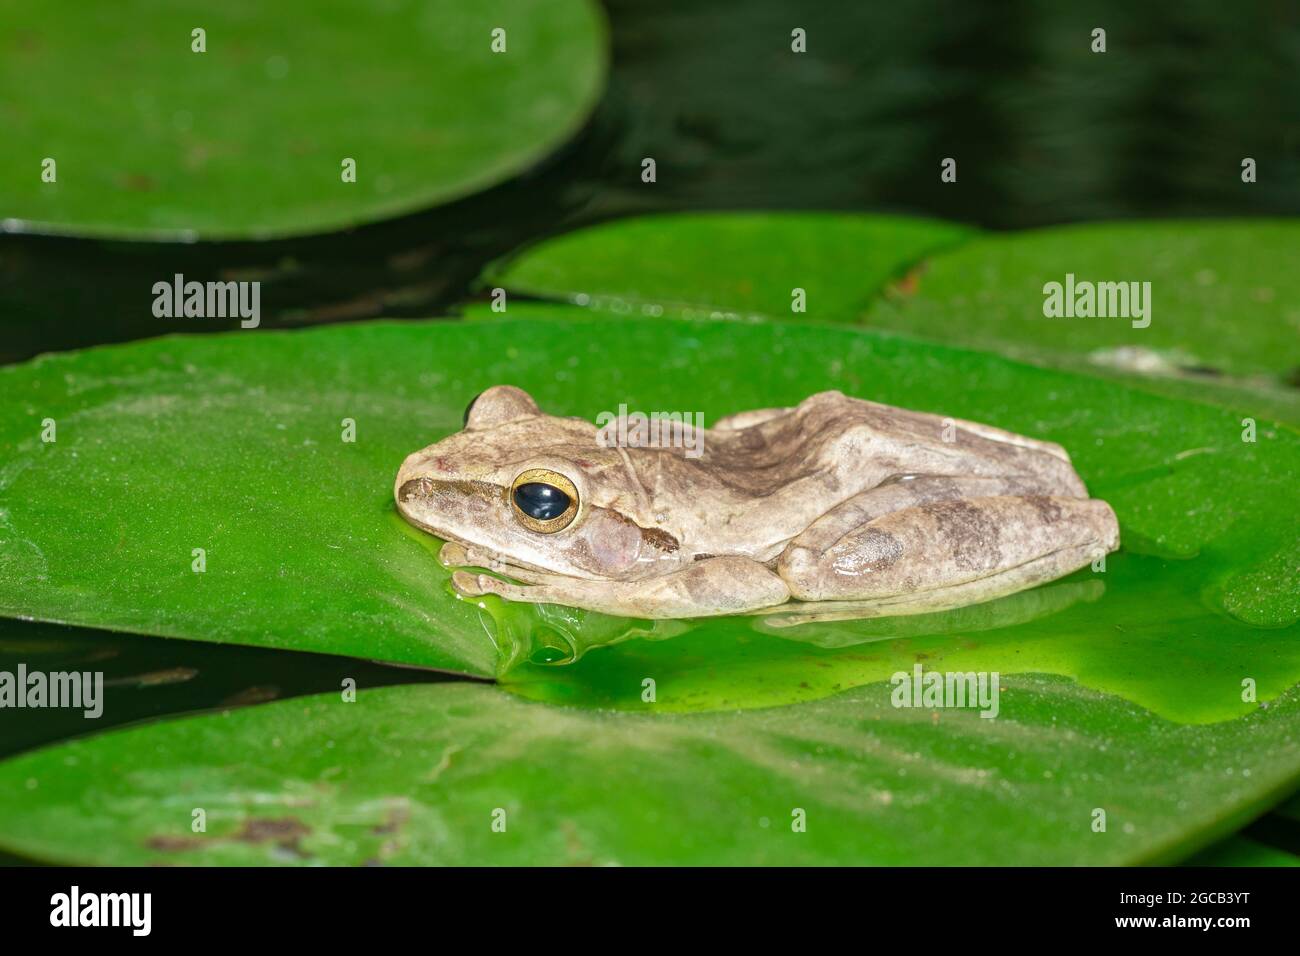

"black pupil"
[514,483,571,521]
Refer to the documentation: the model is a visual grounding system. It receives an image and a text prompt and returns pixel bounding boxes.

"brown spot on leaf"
[888,263,927,298]
[371,804,410,836]
[235,817,310,844]
[145,817,313,860]
[561,820,596,867]
[144,835,203,853]
[118,172,156,192]
[220,685,281,707]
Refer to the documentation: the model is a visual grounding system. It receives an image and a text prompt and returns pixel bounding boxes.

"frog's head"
[395,386,681,581]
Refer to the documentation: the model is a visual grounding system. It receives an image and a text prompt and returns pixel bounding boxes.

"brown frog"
[395,386,1119,620]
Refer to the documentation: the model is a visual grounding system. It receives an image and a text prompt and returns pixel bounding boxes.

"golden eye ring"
[509,468,579,533]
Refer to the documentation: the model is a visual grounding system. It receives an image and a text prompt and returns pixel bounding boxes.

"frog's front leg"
[778,480,1118,607]
[452,555,790,619]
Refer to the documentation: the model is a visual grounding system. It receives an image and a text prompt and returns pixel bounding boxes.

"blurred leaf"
[487,211,972,319]
[1273,792,1300,824]
[0,0,606,239]
[0,677,1297,865]
[1182,836,1300,867]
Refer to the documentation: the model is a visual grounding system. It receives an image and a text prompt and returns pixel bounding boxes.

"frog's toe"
[439,541,470,568]
[450,570,488,596]
[459,573,548,606]
[454,571,538,604]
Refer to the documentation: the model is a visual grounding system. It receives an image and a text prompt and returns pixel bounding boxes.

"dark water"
[1,0,1299,861]
[2,0,1297,363]
[0,621,465,757]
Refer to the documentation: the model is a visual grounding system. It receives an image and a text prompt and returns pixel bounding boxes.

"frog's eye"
[510,469,579,533]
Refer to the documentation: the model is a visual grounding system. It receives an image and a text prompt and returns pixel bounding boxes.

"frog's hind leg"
[943,415,1074,463]
[777,482,1118,609]
[761,542,1105,625]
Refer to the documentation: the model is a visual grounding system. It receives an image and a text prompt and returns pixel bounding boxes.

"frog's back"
[704,390,1084,499]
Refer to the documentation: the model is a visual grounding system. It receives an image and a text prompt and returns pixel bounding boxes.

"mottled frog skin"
[395,386,1119,620]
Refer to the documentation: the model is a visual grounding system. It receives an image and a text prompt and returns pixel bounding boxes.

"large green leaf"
[0,677,1296,866]
[488,214,1300,423]
[0,322,500,676]
[486,211,972,319]
[2,310,1297,713]
[0,0,606,239]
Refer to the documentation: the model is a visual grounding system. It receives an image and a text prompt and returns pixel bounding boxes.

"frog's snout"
[395,454,440,531]
[395,446,438,512]
[395,474,445,536]
[397,476,435,505]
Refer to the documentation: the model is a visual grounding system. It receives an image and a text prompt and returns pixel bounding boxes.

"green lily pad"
[0,676,1296,866]
[486,211,972,319]
[1,309,1298,710]
[488,214,1300,424]
[0,322,501,676]
[0,0,607,239]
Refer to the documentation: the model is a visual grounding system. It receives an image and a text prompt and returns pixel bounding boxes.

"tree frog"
[395,386,1119,620]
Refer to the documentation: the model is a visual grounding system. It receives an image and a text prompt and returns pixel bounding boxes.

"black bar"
[0,866,1288,941]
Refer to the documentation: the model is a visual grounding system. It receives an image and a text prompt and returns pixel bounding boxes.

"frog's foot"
[452,556,790,619]
[778,492,1119,606]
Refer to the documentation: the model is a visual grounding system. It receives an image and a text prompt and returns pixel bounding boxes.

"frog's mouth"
[396,476,579,582]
